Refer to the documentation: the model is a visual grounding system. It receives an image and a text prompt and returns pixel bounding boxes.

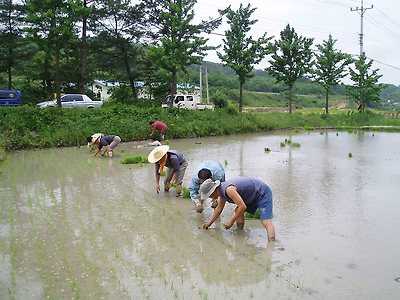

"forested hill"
[190,61,400,103]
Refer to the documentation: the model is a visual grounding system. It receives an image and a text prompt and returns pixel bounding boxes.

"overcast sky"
[193,0,400,86]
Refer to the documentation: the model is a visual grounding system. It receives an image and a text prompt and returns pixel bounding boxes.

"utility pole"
[205,67,209,104]
[199,65,202,101]
[351,0,373,57]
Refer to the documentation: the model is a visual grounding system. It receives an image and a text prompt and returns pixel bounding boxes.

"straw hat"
[200,179,221,200]
[147,145,170,163]
[87,133,103,147]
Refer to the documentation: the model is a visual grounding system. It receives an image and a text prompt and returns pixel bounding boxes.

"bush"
[211,90,228,108]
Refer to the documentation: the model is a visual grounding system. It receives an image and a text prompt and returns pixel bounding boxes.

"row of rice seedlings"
[280,138,301,148]
[120,155,149,164]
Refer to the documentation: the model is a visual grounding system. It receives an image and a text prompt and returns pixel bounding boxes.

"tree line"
[0,1,390,112]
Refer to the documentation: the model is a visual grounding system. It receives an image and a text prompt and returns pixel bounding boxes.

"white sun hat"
[200,179,221,200]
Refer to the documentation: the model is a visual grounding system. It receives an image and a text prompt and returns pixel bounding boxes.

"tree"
[313,34,352,114]
[346,53,385,111]
[25,0,86,106]
[140,0,221,97]
[78,0,95,93]
[91,0,145,99]
[217,4,272,111]
[0,0,25,89]
[267,24,313,113]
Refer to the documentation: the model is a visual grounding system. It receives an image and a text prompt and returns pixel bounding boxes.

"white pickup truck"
[161,94,214,110]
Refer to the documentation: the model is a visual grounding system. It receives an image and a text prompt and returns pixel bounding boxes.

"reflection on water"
[1,131,400,299]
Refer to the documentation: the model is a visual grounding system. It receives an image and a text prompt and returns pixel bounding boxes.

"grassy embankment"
[1,105,400,153]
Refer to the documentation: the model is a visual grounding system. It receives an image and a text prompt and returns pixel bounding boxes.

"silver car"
[37,94,103,108]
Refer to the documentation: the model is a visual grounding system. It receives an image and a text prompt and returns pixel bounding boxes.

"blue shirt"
[189,160,225,203]
[98,135,115,149]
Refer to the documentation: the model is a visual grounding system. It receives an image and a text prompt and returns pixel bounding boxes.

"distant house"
[89,80,201,101]
[176,83,201,96]
[89,80,145,101]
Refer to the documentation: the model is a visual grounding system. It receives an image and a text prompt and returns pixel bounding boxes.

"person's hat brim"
[148,145,170,163]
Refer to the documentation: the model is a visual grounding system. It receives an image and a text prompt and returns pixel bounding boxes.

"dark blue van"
[0,90,22,106]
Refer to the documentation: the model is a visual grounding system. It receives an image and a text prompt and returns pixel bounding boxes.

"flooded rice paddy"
[1,130,399,300]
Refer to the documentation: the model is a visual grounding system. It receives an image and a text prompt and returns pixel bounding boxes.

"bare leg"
[235,208,245,230]
[261,219,276,241]
[175,184,182,197]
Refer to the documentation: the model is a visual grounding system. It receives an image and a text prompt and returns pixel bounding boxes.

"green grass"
[1,105,399,151]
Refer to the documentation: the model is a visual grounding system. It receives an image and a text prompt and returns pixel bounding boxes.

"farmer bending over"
[189,160,226,213]
[200,177,276,241]
[148,145,188,197]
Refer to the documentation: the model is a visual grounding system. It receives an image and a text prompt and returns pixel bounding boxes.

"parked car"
[36,94,103,108]
[0,89,22,106]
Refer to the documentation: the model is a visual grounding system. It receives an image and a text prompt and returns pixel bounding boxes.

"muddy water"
[1,130,399,299]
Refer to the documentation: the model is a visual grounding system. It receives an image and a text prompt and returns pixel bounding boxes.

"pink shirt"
[152,121,168,132]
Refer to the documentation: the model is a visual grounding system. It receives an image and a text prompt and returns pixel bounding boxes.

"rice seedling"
[199,289,208,300]
[348,152,353,158]
[244,208,260,219]
[224,159,228,166]
[264,147,271,152]
[120,155,149,164]
[281,139,300,148]
[182,186,190,198]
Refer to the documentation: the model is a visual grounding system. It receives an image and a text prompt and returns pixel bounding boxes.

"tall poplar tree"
[140,0,221,97]
[313,34,352,114]
[217,4,272,112]
[25,0,85,107]
[91,0,144,99]
[346,53,385,111]
[267,24,313,113]
[0,0,25,89]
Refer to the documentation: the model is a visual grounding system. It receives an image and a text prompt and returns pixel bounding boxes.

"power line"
[375,7,400,30]
[364,15,400,42]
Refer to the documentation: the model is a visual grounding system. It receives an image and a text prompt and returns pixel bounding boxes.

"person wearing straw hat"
[199,177,276,241]
[89,134,121,158]
[148,145,188,196]
[87,133,104,151]
[188,160,226,213]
